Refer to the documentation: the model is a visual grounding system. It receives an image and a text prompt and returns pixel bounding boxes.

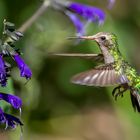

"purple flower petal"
[0,108,23,129]
[0,108,5,124]
[13,54,32,79]
[0,55,7,87]
[0,93,22,109]
[68,2,105,25]
[66,11,85,36]
[4,113,23,129]
[51,1,106,35]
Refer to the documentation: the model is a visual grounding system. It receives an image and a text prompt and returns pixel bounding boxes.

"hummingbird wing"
[130,89,140,112]
[71,63,128,87]
[49,53,104,62]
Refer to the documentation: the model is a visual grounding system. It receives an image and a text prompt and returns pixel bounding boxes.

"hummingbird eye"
[100,36,106,41]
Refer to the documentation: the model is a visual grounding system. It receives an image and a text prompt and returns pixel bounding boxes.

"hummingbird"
[52,32,140,112]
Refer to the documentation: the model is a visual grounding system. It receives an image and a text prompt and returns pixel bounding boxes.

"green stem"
[18,0,50,33]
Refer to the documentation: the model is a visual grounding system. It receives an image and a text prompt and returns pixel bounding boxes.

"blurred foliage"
[0,0,140,140]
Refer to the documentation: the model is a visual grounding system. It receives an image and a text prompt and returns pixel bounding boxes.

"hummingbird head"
[79,32,118,50]
[75,32,120,63]
[68,32,120,63]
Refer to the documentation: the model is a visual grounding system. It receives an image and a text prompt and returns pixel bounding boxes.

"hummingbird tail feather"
[130,90,140,112]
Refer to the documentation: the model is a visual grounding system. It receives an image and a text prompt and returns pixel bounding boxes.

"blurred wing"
[71,64,128,87]
[50,53,104,62]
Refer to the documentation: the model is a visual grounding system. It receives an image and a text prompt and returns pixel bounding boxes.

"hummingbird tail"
[130,90,140,112]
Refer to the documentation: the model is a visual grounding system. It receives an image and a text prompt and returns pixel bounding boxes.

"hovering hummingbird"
[53,32,140,112]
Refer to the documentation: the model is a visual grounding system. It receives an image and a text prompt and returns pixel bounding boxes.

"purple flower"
[51,1,105,36]
[0,92,22,129]
[67,2,105,25]
[66,11,85,36]
[0,108,23,129]
[0,93,22,109]
[4,113,23,129]
[13,54,32,79]
[0,55,7,87]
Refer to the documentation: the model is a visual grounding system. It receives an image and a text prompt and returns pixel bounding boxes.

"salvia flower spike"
[1,20,32,81]
[0,20,32,129]
[50,0,106,36]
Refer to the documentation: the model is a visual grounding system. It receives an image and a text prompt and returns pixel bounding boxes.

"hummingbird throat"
[100,45,115,63]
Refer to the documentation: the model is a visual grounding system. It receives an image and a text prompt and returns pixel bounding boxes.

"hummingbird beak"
[67,35,96,40]
[79,35,96,40]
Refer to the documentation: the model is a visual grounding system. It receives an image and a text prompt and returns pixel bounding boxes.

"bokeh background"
[0,0,140,140]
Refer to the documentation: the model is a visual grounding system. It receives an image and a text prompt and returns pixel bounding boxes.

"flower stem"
[18,0,50,33]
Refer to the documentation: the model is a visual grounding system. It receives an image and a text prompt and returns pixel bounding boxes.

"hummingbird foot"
[112,86,127,101]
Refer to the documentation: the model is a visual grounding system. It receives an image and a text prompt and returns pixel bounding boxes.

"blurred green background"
[0,0,140,140]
